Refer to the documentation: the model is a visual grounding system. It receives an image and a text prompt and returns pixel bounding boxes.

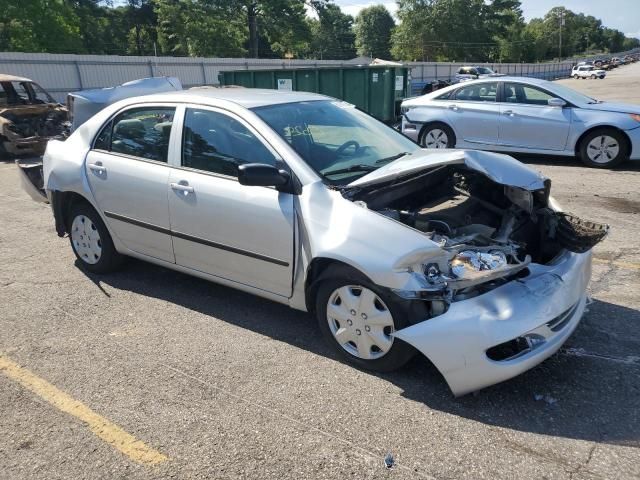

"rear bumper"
[394,250,592,396]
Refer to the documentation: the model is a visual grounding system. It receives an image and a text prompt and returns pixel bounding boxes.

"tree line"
[1,0,638,62]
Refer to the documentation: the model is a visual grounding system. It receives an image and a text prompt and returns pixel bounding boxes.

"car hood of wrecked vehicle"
[347,149,548,191]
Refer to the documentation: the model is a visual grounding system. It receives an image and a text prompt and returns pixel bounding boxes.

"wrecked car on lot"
[0,74,68,157]
[18,89,608,396]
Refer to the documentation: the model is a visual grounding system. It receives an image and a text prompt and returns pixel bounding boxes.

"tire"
[68,201,124,273]
[573,74,579,79]
[578,128,629,168]
[315,275,415,372]
[419,122,456,149]
[590,74,597,79]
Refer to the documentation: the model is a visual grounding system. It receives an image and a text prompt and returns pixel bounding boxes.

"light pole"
[558,8,565,59]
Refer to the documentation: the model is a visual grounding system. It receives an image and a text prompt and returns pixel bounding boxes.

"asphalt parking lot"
[1,64,639,480]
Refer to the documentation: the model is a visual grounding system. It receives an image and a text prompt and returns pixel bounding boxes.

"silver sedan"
[20,89,607,396]
[401,76,640,168]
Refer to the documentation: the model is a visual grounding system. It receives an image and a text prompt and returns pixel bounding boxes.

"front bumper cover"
[394,250,592,396]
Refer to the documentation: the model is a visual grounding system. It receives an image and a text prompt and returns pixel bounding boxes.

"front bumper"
[401,115,421,143]
[394,250,592,396]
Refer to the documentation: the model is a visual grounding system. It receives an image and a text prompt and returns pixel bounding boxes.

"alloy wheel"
[586,135,620,164]
[422,128,449,148]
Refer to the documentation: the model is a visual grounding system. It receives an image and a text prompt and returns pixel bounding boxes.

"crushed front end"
[0,104,69,157]
[341,156,608,395]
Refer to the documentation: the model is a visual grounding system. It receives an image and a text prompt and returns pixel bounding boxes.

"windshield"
[548,82,598,104]
[252,100,420,184]
[476,67,494,75]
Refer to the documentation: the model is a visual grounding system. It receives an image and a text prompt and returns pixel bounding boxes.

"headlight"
[401,105,414,115]
[450,250,508,280]
[630,114,640,122]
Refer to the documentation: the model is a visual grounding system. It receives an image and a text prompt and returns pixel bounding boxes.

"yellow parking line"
[593,258,640,271]
[0,354,168,466]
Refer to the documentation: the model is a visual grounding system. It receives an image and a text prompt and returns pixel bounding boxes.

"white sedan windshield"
[253,100,420,184]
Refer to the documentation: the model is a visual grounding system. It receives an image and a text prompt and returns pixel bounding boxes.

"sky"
[333,0,640,39]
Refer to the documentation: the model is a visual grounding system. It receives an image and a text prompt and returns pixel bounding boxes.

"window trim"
[90,102,178,165]
[176,103,285,181]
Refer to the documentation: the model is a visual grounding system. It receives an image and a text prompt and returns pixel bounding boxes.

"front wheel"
[573,74,579,79]
[420,123,455,149]
[69,202,124,273]
[316,277,415,372]
[579,128,629,168]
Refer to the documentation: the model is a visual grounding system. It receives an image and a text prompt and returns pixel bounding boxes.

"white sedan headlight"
[450,250,508,280]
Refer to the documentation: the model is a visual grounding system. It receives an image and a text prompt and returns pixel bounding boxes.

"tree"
[309,4,356,60]
[354,5,394,59]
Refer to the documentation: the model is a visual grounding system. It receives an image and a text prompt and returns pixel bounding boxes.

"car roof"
[158,87,331,109]
[0,74,33,83]
[454,76,550,86]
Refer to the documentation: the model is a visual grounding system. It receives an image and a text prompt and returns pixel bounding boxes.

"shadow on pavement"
[80,257,640,447]
[512,153,640,171]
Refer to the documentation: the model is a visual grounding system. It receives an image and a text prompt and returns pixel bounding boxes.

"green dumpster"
[218,65,410,123]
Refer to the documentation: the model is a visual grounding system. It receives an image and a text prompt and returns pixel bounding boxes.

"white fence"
[0,52,576,103]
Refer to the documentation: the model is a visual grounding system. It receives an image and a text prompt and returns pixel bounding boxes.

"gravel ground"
[1,63,639,480]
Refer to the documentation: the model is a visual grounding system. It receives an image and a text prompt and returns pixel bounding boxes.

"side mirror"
[548,98,566,107]
[238,163,290,188]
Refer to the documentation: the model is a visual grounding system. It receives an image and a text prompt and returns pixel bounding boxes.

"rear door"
[445,81,500,145]
[85,105,176,263]
[167,106,295,297]
[498,82,571,151]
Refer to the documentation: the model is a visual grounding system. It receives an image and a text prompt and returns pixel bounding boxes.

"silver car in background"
[401,76,640,167]
[22,88,607,396]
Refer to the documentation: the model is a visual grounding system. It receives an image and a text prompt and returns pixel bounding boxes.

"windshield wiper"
[322,164,378,177]
[375,152,411,165]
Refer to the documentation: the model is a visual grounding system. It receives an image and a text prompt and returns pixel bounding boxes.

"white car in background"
[401,76,640,168]
[18,89,608,396]
[572,65,606,79]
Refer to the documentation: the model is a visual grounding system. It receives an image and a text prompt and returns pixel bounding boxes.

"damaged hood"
[347,149,548,190]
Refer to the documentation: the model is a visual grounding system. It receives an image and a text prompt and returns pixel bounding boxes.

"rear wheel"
[590,74,597,79]
[316,276,415,372]
[579,128,629,168]
[69,202,124,273]
[420,122,455,149]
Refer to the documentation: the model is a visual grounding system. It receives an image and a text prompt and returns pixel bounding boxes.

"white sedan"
[20,88,607,396]
[401,76,640,167]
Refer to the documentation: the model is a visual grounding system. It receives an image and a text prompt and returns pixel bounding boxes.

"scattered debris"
[534,393,558,405]
[384,451,395,469]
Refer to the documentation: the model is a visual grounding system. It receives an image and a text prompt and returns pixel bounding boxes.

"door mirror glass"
[238,163,290,188]
[548,98,566,107]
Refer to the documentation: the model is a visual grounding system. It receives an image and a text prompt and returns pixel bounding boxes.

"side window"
[453,82,497,102]
[504,83,555,106]
[182,108,277,177]
[107,107,175,162]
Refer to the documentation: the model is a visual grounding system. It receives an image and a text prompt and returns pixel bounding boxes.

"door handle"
[448,104,459,111]
[171,182,194,194]
[503,110,515,116]
[88,162,106,174]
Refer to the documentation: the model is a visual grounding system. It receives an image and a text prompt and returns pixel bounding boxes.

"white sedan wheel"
[71,214,102,265]
[422,128,449,148]
[326,285,394,360]
[586,135,620,164]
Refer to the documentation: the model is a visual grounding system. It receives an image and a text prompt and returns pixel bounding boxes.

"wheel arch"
[574,125,632,158]
[304,257,373,314]
[51,190,95,237]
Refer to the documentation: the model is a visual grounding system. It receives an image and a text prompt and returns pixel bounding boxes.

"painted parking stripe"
[0,353,168,466]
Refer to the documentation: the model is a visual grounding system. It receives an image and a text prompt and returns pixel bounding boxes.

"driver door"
[167,106,295,297]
